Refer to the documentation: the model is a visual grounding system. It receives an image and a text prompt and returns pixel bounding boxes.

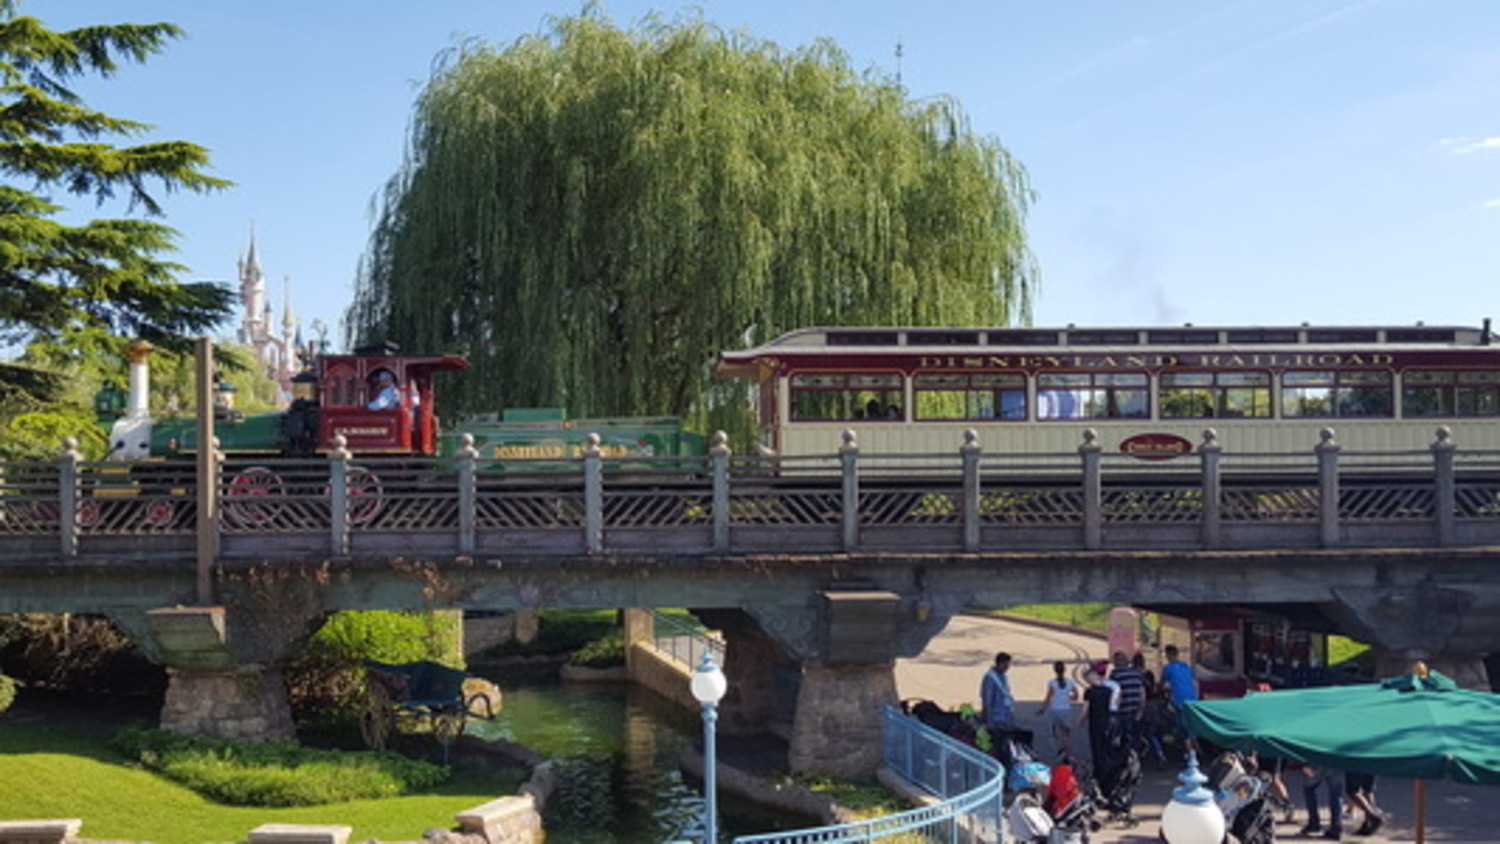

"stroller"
[1205,751,1277,844]
[1090,739,1142,823]
[1044,760,1099,843]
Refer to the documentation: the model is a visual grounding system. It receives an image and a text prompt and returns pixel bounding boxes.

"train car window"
[1306,329,1379,344]
[1386,329,1457,343]
[1403,370,1500,417]
[826,331,898,346]
[1037,372,1148,419]
[1161,371,1272,419]
[985,330,1060,346]
[914,372,1026,420]
[1282,370,1393,417]
[1066,330,1140,346]
[1146,329,1219,345]
[789,372,904,421]
[907,330,979,346]
[1225,329,1299,344]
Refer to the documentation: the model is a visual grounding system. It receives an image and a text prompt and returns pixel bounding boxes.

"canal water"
[467,678,812,843]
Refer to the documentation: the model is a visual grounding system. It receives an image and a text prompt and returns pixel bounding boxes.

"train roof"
[716,323,1495,378]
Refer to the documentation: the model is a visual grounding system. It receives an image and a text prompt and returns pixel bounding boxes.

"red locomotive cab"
[315,349,468,455]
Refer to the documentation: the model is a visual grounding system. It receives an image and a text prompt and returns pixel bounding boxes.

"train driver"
[368,369,401,410]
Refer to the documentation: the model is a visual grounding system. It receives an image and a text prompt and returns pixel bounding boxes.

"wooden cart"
[360,659,495,760]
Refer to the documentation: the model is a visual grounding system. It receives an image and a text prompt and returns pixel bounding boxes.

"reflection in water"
[468,678,803,843]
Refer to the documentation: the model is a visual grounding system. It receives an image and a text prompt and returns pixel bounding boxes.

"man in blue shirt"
[980,651,1015,730]
[1160,643,1199,752]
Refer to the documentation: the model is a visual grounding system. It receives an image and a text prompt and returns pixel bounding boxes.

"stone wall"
[160,665,295,740]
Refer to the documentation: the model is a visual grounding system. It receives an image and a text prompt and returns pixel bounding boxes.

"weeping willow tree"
[348,10,1035,437]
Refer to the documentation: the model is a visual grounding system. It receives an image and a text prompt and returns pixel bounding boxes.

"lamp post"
[1160,751,1225,844]
[690,651,728,843]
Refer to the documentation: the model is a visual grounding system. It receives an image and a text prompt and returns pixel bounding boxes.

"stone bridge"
[1,428,1498,775]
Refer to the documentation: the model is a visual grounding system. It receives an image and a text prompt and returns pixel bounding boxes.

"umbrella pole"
[1415,779,1426,844]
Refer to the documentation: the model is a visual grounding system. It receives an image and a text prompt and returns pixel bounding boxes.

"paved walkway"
[896,614,1497,843]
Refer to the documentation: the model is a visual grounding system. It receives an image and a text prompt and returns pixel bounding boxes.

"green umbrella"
[1183,668,1500,842]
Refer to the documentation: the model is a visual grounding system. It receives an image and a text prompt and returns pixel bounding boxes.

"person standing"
[1301,764,1346,840]
[980,651,1015,731]
[1037,660,1078,757]
[1079,664,1121,771]
[1160,643,1199,751]
[1345,771,1385,836]
[1109,651,1146,754]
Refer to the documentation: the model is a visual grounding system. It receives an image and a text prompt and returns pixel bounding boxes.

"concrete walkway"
[896,614,1497,843]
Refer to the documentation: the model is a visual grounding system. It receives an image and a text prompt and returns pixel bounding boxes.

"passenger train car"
[714,322,1500,458]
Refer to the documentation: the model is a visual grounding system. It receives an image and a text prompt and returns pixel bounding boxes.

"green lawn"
[0,715,524,844]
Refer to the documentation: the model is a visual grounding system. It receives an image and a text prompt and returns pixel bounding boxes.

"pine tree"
[348,11,1036,439]
[0,0,233,405]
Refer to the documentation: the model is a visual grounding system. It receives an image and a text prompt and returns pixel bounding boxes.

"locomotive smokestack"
[126,339,154,419]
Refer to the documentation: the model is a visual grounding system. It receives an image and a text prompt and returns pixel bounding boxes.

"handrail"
[4,428,1498,559]
[730,705,1004,844]
[651,610,724,669]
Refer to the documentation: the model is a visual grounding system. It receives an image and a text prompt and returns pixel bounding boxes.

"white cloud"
[1483,198,1500,210]
[1440,136,1500,154]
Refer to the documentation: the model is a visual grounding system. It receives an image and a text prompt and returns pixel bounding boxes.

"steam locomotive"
[98,341,705,468]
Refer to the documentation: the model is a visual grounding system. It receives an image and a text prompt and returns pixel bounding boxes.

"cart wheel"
[360,682,393,750]
[432,709,466,747]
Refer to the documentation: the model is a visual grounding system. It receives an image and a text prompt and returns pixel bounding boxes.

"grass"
[0,711,525,844]
[982,603,1113,631]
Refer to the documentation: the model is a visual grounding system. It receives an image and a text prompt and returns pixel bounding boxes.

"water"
[468,678,811,843]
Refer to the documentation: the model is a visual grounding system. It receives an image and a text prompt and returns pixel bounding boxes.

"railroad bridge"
[2,427,1498,776]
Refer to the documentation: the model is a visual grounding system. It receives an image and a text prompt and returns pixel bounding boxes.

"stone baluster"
[1080,429,1102,549]
[583,433,603,555]
[58,437,82,558]
[329,434,350,556]
[711,431,731,552]
[1200,428,1222,548]
[840,429,860,551]
[1316,428,1340,547]
[457,433,478,555]
[1432,426,1456,546]
[961,429,982,552]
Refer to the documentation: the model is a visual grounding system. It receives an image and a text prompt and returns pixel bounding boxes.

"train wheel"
[360,682,393,750]
[344,465,384,525]
[224,467,284,527]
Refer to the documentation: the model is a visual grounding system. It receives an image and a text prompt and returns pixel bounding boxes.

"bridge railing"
[4,427,1500,560]
[729,705,1003,844]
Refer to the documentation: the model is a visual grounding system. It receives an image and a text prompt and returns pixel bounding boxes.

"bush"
[568,630,625,668]
[0,674,15,715]
[112,726,449,806]
[480,610,619,659]
[284,610,462,724]
[0,614,165,698]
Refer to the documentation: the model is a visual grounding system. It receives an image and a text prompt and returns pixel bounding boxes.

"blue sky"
[38,1,1500,350]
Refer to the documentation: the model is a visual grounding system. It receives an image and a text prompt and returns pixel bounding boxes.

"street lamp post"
[1160,751,1225,844]
[690,651,728,843]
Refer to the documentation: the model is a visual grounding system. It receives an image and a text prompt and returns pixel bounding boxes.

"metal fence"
[651,610,725,669]
[731,705,1004,844]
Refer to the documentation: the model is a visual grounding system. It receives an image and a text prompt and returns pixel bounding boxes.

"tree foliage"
[0,1,233,403]
[348,10,1035,438]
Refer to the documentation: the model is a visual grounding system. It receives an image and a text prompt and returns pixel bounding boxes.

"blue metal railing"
[730,705,1004,844]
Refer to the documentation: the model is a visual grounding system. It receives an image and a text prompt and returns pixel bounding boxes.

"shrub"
[112,726,449,806]
[568,630,625,668]
[481,609,618,658]
[284,610,462,723]
[0,674,15,715]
